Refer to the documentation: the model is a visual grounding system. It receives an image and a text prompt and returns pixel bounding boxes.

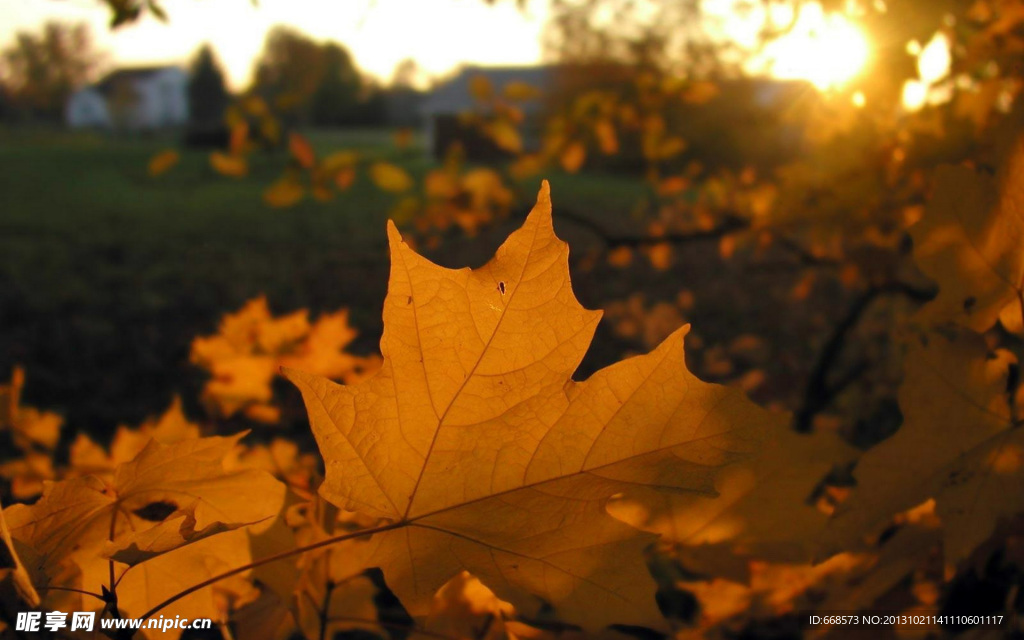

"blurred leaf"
[394,127,414,149]
[147,149,180,177]
[595,119,618,155]
[229,122,250,155]
[288,132,316,170]
[210,152,248,178]
[560,141,586,173]
[370,162,413,193]
[469,74,493,102]
[503,80,540,102]
[682,81,720,104]
[488,120,522,153]
[264,177,306,208]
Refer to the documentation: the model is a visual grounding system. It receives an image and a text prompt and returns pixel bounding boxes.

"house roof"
[421,65,555,116]
[94,65,183,96]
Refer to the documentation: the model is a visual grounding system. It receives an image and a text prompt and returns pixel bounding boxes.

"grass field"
[0,128,653,431]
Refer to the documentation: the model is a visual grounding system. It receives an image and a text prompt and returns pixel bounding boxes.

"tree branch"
[794,279,935,433]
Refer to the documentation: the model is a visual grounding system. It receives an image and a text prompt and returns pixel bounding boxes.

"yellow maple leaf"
[822,327,1024,565]
[191,298,374,422]
[910,140,1024,333]
[70,397,199,477]
[425,571,517,640]
[0,367,62,452]
[284,182,776,628]
[0,502,40,608]
[611,428,853,565]
[5,434,285,592]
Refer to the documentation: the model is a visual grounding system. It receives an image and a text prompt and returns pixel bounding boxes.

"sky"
[2,0,549,89]
[3,0,893,95]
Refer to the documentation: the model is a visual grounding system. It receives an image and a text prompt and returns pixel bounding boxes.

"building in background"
[421,65,553,159]
[66,65,188,131]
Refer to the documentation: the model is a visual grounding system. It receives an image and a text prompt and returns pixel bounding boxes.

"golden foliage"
[910,141,1024,333]
[210,151,249,178]
[370,161,414,193]
[191,297,380,423]
[285,183,780,627]
[147,149,180,177]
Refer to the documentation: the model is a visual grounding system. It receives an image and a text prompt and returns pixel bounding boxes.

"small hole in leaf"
[133,501,178,522]
[498,281,506,295]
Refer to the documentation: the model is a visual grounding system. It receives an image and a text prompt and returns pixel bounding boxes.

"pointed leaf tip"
[526,180,553,229]
[386,219,404,248]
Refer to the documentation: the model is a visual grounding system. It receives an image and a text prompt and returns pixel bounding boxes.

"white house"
[66,65,189,131]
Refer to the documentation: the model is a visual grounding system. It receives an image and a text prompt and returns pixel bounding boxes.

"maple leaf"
[610,428,854,566]
[0,367,62,452]
[425,571,517,640]
[191,298,377,422]
[910,141,1024,333]
[0,502,40,609]
[4,435,286,599]
[69,396,199,478]
[821,327,1024,565]
[284,182,777,628]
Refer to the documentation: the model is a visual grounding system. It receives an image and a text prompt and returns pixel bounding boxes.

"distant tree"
[250,27,326,121]
[382,58,425,128]
[390,58,423,89]
[0,81,10,122]
[2,21,102,121]
[309,43,362,126]
[188,44,229,129]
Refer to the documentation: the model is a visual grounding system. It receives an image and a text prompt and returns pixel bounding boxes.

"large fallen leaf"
[285,182,778,629]
[910,140,1024,332]
[822,327,1024,565]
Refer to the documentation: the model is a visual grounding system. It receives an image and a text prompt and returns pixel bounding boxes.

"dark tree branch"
[555,209,750,248]
[794,279,935,433]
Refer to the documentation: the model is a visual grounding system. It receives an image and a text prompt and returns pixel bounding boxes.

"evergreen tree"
[187,44,228,128]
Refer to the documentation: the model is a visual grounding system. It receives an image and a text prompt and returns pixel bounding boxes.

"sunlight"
[901,31,952,111]
[763,4,871,90]
[918,32,951,85]
[706,1,872,91]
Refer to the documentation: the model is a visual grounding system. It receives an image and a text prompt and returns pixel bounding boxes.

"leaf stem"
[43,586,107,601]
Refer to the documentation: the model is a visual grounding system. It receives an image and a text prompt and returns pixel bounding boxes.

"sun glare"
[764,5,871,90]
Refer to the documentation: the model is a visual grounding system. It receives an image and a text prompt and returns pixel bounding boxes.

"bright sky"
[2,0,549,89]
[3,0,897,95]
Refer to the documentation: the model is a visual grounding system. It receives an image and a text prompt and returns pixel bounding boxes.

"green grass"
[0,128,649,431]
[0,129,405,429]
